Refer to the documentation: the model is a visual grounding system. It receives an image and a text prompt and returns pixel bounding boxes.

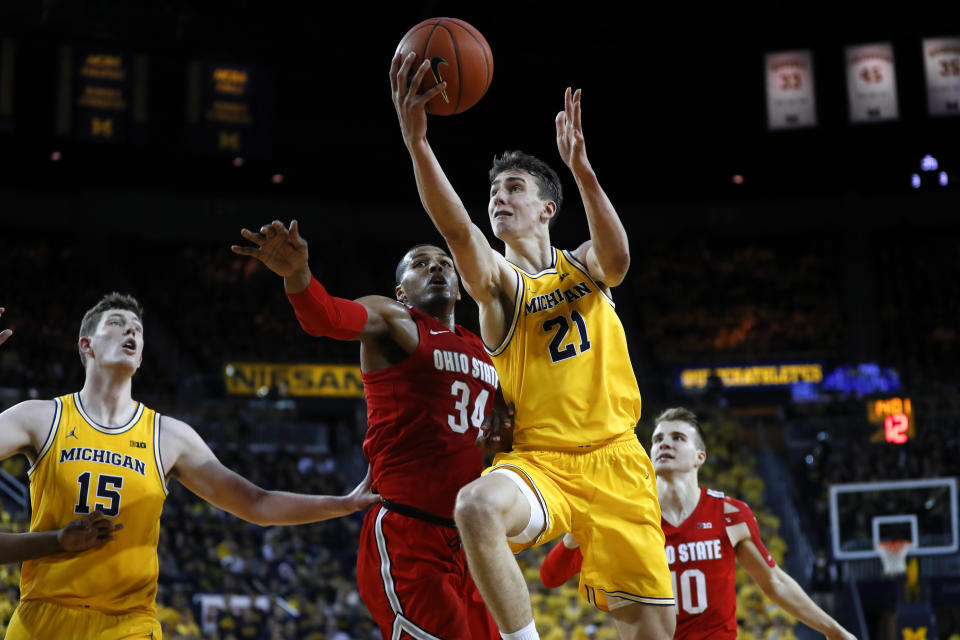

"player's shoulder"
[721,493,755,516]
[2,398,60,424]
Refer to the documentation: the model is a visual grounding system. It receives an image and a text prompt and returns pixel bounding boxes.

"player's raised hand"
[476,392,514,454]
[390,51,447,147]
[556,88,592,177]
[0,307,12,347]
[231,220,309,278]
[58,511,124,552]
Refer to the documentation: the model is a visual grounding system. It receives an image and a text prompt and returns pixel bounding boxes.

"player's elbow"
[600,252,630,286]
[236,487,275,527]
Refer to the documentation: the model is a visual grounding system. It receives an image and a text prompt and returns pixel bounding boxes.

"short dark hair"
[395,244,446,285]
[489,151,563,228]
[79,293,144,366]
[654,407,706,452]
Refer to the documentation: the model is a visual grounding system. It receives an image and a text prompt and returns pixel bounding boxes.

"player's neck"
[657,471,701,526]
[418,301,456,330]
[504,234,553,274]
[79,366,137,427]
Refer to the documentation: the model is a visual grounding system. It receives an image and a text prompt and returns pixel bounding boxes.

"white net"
[876,540,911,575]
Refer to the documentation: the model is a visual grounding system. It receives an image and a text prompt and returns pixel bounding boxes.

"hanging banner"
[923,37,960,116]
[56,45,148,143]
[185,60,271,156]
[845,43,899,123]
[765,50,817,129]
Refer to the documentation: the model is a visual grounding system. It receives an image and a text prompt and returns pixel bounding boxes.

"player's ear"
[694,450,706,468]
[395,284,407,303]
[540,200,557,224]
[78,337,93,362]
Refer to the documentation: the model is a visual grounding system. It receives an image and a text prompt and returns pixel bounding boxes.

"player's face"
[84,309,144,373]
[488,170,553,239]
[397,246,461,308]
[650,420,704,474]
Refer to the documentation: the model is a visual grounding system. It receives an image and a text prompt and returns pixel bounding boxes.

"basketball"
[395,17,493,116]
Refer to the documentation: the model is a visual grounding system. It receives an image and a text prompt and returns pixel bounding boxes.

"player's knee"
[454,478,507,533]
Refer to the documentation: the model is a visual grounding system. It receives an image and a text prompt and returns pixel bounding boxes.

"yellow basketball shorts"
[6,600,162,640]
[483,434,675,612]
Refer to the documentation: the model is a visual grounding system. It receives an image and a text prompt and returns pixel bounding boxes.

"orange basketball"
[395,17,493,116]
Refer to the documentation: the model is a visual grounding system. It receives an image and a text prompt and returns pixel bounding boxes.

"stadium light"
[921,155,938,171]
[911,174,921,189]
[940,171,948,186]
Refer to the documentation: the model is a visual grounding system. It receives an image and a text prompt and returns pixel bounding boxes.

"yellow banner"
[680,364,823,389]
[223,363,364,398]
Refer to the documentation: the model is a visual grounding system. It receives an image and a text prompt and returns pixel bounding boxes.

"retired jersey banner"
[923,37,960,116]
[765,50,817,129]
[224,362,364,398]
[845,43,899,123]
[185,60,272,156]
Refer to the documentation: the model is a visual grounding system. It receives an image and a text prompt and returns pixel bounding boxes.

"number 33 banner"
[765,50,817,130]
[845,42,899,123]
[923,37,960,117]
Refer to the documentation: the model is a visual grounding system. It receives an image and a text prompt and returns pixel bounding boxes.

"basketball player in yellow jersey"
[0,296,377,640]
[392,55,674,640]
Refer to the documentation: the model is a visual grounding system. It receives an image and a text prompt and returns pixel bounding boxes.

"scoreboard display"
[867,397,915,444]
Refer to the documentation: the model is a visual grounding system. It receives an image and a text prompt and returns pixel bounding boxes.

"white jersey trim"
[486,268,525,357]
[506,247,558,278]
[27,397,62,478]
[154,413,169,496]
[74,392,144,435]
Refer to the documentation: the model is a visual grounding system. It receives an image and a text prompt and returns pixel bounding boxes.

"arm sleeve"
[540,540,583,588]
[726,498,776,568]
[286,276,368,340]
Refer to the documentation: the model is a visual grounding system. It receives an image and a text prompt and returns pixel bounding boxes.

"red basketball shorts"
[357,502,499,640]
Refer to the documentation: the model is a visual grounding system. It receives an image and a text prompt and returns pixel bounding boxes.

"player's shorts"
[6,599,161,639]
[483,433,675,612]
[356,501,499,640]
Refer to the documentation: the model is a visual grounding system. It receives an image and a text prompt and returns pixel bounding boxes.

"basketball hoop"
[876,540,911,575]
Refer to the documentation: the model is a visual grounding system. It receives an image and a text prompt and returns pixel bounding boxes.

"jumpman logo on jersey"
[559,272,570,281]
[66,427,78,440]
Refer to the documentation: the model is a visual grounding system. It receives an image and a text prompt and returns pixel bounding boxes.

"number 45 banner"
[923,37,960,116]
[765,50,817,130]
[845,42,899,123]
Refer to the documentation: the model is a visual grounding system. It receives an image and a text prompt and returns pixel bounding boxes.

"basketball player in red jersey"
[539,408,856,640]
[233,220,502,640]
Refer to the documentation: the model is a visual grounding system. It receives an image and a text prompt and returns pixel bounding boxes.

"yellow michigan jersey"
[21,392,168,615]
[488,248,643,451]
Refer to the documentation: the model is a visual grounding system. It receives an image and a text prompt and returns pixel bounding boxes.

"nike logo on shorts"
[429,329,450,334]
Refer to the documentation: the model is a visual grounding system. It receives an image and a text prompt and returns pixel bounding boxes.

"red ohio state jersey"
[362,307,498,520]
[662,487,775,640]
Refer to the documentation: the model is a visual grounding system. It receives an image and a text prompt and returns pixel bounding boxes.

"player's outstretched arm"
[557,89,630,288]
[737,540,857,640]
[164,416,378,526]
[389,52,503,304]
[0,512,124,564]
[232,220,408,342]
